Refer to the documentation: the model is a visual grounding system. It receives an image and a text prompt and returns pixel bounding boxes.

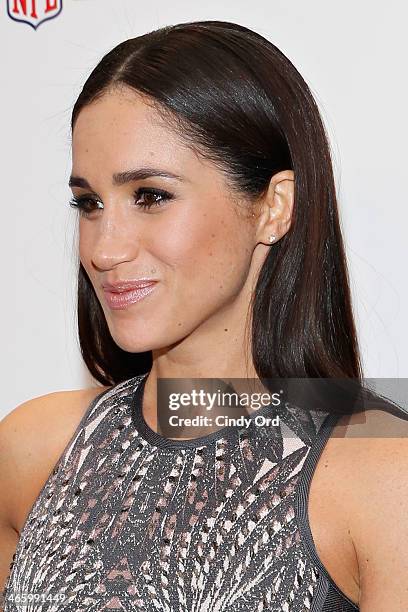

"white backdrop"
[2,0,407,416]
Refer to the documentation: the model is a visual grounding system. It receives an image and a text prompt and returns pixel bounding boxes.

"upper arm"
[0,387,110,604]
[0,401,31,607]
[0,521,19,611]
[341,409,408,610]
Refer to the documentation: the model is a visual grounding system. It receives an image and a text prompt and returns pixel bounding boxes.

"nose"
[87,212,141,271]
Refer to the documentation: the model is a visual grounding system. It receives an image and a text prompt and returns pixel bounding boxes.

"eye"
[134,187,173,210]
[68,187,173,217]
[68,195,103,217]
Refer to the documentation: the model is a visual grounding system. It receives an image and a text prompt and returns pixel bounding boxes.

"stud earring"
[268,235,277,243]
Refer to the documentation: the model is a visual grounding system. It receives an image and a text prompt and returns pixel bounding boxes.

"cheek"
[78,229,90,265]
[157,211,251,297]
[78,227,97,276]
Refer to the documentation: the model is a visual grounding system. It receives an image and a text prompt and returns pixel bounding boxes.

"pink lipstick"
[103,281,158,310]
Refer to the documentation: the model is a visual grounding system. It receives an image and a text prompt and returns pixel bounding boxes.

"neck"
[141,299,259,433]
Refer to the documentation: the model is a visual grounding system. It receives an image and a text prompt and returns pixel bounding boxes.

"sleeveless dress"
[2,373,359,611]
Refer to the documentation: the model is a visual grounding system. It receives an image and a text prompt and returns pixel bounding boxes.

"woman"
[1,19,408,611]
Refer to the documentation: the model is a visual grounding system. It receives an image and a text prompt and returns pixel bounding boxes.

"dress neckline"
[130,373,244,450]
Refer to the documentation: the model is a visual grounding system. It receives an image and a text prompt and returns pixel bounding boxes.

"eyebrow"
[68,167,186,189]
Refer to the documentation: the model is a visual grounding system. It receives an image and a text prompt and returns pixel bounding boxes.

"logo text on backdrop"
[7,0,63,30]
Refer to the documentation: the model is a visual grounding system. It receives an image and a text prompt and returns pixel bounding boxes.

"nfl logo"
[7,0,63,30]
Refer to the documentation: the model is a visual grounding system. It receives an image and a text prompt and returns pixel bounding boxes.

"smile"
[103,282,158,310]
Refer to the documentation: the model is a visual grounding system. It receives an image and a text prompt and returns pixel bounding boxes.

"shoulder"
[0,386,111,533]
[1,386,111,431]
[323,405,408,512]
[0,386,112,460]
[325,406,408,487]
[325,406,408,609]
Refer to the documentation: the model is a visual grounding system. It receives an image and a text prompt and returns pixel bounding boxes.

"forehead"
[71,88,198,175]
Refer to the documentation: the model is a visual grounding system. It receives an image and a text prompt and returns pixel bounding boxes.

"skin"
[2,84,407,612]
[70,85,294,431]
[68,85,408,610]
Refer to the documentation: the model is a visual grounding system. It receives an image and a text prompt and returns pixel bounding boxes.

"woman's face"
[70,87,270,354]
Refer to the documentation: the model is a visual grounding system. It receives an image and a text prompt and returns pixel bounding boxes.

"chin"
[106,314,191,353]
[109,332,153,354]
[107,325,162,354]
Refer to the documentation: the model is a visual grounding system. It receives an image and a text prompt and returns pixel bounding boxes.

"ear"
[254,169,294,246]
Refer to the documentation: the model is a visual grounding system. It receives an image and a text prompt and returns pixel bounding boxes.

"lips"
[102,279,158,292]
[102,282,158,309]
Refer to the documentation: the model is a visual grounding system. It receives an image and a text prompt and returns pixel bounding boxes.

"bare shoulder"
[326,406,408,505]
[320,405,408,609]
[0,385,111,534]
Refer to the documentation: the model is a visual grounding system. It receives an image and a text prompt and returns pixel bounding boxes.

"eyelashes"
[68,187,174,217]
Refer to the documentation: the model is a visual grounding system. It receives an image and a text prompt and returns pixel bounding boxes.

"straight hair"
[70,20,363,393]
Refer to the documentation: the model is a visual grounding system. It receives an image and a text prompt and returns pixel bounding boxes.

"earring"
[268,235,277,243]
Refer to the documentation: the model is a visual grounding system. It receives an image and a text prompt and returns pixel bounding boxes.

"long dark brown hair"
[70,19,363,388]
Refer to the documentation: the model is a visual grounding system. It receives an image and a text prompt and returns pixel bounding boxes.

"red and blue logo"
[7,0,63,30]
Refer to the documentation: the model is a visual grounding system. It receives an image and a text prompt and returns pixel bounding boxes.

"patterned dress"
[2,373,358,611]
